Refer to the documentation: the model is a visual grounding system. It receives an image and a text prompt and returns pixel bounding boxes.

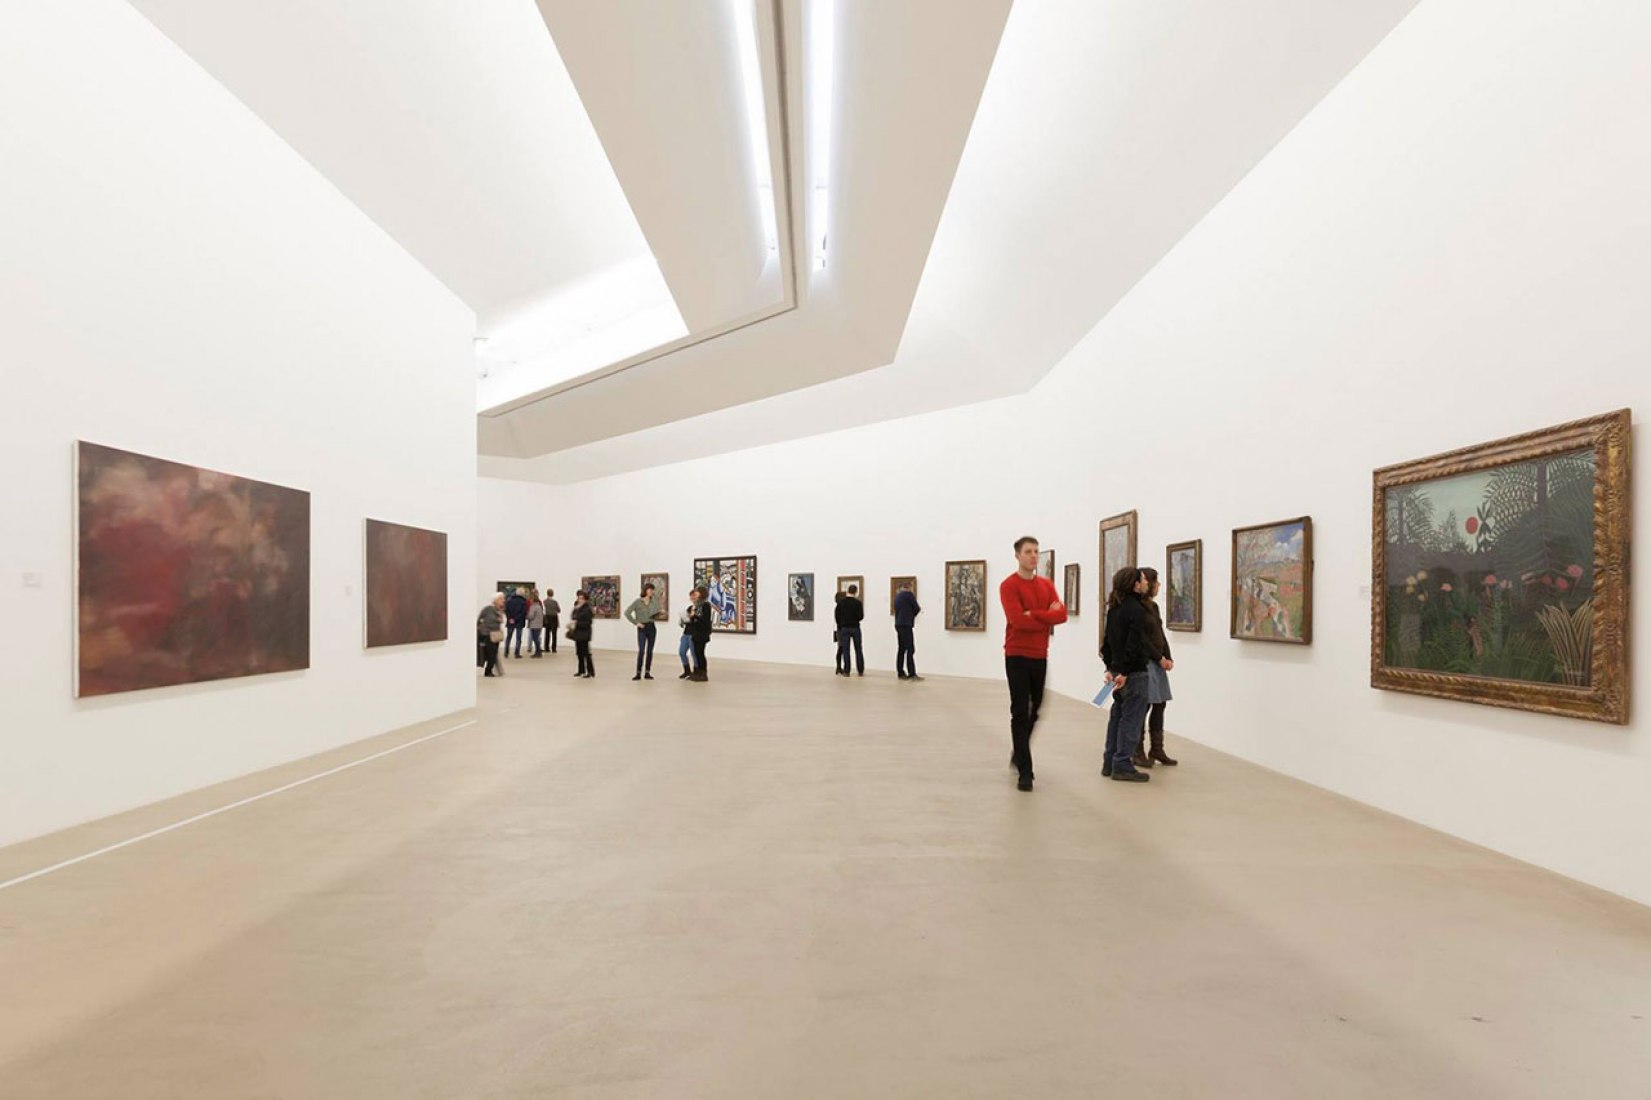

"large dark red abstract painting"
[76,442,310,697]
[364,519,448,647]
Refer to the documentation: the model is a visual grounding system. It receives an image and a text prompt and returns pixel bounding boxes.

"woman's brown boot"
[1149,729,1178,766]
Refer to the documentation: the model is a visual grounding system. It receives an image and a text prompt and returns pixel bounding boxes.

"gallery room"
[1,0,1648,1095]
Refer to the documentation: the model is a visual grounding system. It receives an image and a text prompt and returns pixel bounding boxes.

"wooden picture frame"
[1371,409,1630,724]
[1064,562,1080,617]
[1097,510,1138,654]
[1037,549,1055,581]
[1230,518,1312,644]
[889,576,917,615]
[944,559,988,631]
[836,575,864,602]
[1164,539,1202,632]
[693,556,758,634]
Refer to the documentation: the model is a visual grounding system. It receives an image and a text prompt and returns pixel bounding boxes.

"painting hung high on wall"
[695,556,758,633]
[75,441,310,697]
[581,575,621,619]
[1165,539,1202,632]
[1097,510,1138,652]
[1037,550,1055,581]
[788,573,815,621]
[365,519,448,647]
[1372,410,1630,723]
[1231,518,1312,644]
[1063,562,1080,616]
[944,559,987,631]
[640,572,670,621]
[889,576,917,615]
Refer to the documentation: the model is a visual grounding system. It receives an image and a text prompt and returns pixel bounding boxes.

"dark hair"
[1106,566,1142,611]
[642,583,655,595]
[1140,567,1159,584]
[848,584,858,595]
[1014,536,1039,553]
[575,589,587,600]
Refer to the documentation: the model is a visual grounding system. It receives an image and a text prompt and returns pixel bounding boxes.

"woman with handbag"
[477,593,506,678]
[569,589,596,678]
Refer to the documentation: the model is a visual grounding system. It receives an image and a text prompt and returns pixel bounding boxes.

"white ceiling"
[484,0,1422,483]
[128,0,1421,482]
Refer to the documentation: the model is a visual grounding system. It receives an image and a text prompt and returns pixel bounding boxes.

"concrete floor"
[2,652,1648,1098]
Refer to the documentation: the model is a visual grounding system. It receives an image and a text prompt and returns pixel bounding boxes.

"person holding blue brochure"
[1101,566,1153,782]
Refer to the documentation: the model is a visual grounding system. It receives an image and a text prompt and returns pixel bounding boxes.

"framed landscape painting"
[581,575,621,619]
[889,576,917,614]
[640,572,670,621]
[695,556,758,633]
[1231,518,1312,644]
[944,559,987,631]
[365,519,448,647]
[75,441,310,697]
[1165,539,1202,632]
[1097,510,1138,652]
[1064,562,1080,616]
[788,573,815,621]
[1037,550,1055,581]
[1372,410,1630,724]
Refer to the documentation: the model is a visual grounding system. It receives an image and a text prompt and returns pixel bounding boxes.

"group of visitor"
[476,583,715,683]
[830,582,924,680]
[1000,535,1178,793]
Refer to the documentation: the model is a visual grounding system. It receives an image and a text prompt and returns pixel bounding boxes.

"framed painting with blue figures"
[694,555,758,634]
[1371,410,1629,724]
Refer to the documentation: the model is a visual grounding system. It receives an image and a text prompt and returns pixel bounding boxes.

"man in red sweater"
[1001,536,1068,791]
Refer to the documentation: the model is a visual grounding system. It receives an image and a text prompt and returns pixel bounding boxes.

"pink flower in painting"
[1465,516,1479,535]
[1542,576,1554,586]
[1566,564,1584,579]
[1556,577,1570,592]
[1482,574,1498,586]
[1440,583,1453,592]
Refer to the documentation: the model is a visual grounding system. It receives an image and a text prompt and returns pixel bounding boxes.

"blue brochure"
[1091,681,1114,708]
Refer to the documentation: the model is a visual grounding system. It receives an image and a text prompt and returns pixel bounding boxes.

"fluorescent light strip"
[809,0,834,271]
[732,0,779,254]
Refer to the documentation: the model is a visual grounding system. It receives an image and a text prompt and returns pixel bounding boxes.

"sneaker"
[1017,775,1034,792]
[1110,771,1149,783]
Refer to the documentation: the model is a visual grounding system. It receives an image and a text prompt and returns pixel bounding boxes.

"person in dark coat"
[687,586,714,681]
[893,581,923,681]
[569,590,595,678]
[1136,567,1179,767]
[544,589,561,654]
[1101,567,1152,782]
[835,584,865,677]
[477,594,506,678]
[504,587,529,658]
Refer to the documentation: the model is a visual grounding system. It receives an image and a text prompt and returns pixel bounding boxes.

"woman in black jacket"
[570,590,595,678]
[1101,566,1152,782]
[1136,567,1178,767]
[687,586,714,681]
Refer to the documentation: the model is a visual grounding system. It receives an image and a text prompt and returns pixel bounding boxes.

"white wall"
[0,1,477,846]
[479,0,1651,905]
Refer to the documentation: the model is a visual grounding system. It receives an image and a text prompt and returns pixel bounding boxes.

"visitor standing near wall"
[544,589,561,654]
[625,582,660,681]
[570,590,595,678]
[1102,567,1153,783]
[894,581,923,681]
[1137,567,1178,767]
[688,586,714,681]
[1001,536,1068,792]
[504,586,528,658]
[527,589,545,658]
[676,596,696,678]
[477,593,506,678]
[835,584,866,677]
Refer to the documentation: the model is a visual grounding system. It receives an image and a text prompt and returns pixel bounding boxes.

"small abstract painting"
[1165,539,1201,632]
[1372,410,1629,723]
[788,573,815,621]
[640,572,670,621]
[1231,518,1312,644]
[889,576,917,615]
[1097,510,1138,653]
[695,556,758,633]
[944,559,987,632]
[1063,562,1080,616]
[365,519,447,647]
[581,575,621,619]
[75,441,310,697]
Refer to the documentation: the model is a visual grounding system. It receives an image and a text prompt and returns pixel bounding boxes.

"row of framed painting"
[75,441,449,699]
[1093,409,1630,725]
[544,559,1001,635]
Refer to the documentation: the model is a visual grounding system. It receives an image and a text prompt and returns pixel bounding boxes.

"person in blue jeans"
[676,595,697,679]
[624,583,660,681]
[1101,566,1153,783]
[893,581,922,680]
[503,586,528,658]
[834,584,865,676]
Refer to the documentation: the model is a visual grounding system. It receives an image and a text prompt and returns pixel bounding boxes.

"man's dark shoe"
[644,673,654,680]
[1017,775,1034,792]
[1101,762,1113,777]
[679,670,691,679]
[1111,771,1150,783]
[1133,748,1153,768]
[632,673,641,681]
[897,673,910,680]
